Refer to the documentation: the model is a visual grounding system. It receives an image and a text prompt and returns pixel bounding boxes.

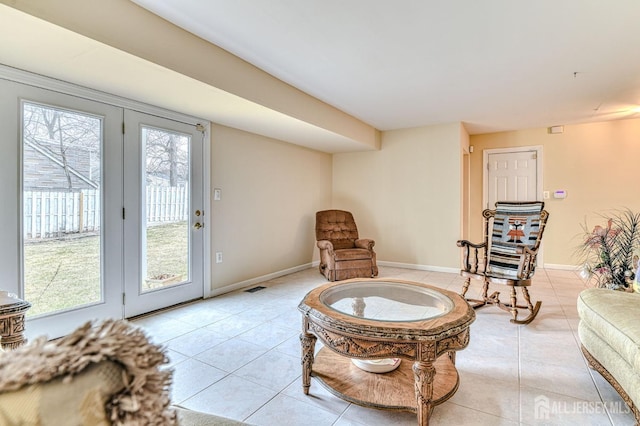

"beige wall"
[210,125,332,290]
[0,0,366,293]
[333,123,467,270]
[470,118,640,267]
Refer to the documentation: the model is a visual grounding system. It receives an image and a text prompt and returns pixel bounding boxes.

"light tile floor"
[132,266,637,426]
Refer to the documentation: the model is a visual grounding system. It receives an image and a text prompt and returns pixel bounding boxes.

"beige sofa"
[577,288,640,422]
[0,319,245,425]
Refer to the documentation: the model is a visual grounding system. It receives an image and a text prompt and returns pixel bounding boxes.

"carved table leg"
[300,324,317,395]
[413,360,436,426]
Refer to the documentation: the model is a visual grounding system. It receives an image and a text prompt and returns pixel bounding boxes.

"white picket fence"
[146,184,189,225]
[24,185,188,239]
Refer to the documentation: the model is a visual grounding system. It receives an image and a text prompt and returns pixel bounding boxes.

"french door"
[0,77,205,339]
[123,110,204,317]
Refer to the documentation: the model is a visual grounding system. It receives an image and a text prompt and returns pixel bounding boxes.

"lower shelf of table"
[311,347,459,411]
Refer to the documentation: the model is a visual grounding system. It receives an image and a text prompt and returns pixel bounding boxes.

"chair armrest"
[517,246,537,255]
[354,239,375,251]
[456,240,486,274]
[456,240,486,249]
[317,240,334,253]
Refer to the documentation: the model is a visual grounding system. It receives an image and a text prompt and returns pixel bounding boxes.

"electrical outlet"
[215,252,223,263]
[543,191,550,199]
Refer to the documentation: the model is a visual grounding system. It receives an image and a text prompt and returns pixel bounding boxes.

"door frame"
[482,145,544,210]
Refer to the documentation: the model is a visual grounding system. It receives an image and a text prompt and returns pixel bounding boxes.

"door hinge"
[532,152,537,160]
[122,292,125,305]
[122,122,125,134]
[122,207,125,220]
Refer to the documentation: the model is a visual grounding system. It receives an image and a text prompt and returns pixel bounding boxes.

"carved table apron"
[298,278,475,426]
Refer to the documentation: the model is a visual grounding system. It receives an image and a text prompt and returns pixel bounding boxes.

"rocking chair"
[457,201,549,324]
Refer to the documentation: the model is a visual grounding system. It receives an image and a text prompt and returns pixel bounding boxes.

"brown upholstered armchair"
[315,210,378,281]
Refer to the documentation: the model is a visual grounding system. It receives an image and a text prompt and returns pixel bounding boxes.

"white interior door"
[123,110,204,317]
[0,79,123,340]
[484,148,541,209]
[484,146,545,265]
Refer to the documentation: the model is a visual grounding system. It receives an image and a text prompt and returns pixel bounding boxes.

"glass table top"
[319,280,454,322]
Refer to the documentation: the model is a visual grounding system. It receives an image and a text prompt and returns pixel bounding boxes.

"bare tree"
[144,127,189,187]
[23,104,188,191]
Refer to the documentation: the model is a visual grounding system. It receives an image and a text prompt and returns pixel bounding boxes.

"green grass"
[146,221,189,285]
[25,222,188,316]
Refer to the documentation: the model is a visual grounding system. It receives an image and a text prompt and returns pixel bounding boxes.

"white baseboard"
[206,262,317,297]
[543,263,581,271]
[207,259,460,298]
[377,260,459,274]
[380,260,579,273]
[207,260,579,298]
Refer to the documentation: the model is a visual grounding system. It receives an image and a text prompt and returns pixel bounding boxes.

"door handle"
[193,222,203,229]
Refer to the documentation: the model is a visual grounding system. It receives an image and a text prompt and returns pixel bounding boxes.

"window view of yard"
[25,222,188,317]
[144,221,189,290]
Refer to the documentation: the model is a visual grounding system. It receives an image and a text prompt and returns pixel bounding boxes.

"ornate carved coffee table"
[298,278,475,426]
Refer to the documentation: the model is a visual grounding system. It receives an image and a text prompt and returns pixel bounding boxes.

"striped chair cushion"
[487,202,544,279]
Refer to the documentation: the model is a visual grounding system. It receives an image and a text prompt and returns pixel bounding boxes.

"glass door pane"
[142,126,190,291]
[22,102,103,316]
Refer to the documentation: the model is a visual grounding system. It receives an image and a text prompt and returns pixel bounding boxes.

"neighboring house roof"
[23,138,99,191]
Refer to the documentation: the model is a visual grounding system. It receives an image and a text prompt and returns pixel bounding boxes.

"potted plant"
[576,209,640,290]
[145,273,183,289]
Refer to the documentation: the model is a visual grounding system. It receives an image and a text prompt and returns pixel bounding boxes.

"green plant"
[576,209,640,289]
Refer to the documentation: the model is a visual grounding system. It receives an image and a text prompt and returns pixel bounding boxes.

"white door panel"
[0,79,123,340]
[123,110,204,317]
[487,150,538,209]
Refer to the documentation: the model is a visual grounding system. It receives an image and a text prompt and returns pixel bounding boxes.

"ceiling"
[131,0,640,135]
[0,2,377,153]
